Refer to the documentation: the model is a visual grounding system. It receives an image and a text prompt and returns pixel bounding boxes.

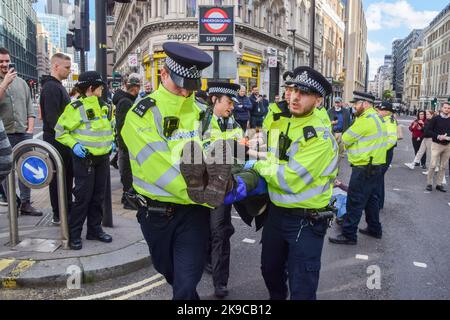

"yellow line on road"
[2,260,35,289]
[70,273,164,300]
[0,259,15,273]
[111,279,167,300]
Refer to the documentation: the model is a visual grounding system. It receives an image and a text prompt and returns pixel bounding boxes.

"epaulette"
[133,97,156,117]
[71,100,83,109]
[303,126,318,141]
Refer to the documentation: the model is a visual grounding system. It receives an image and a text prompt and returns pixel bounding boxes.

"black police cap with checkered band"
[290,66,332,97]
[350,91,376,104]
[76,71,106,89]
[162,42,213,91]
[207,82,241,103]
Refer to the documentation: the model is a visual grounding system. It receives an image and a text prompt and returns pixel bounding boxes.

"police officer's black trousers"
[261,204,328,300]
[380,148,394,210]
[137,204,210,300]
[342,167,383,241]
[210,204,235,288]
[43,132,73,219]
[69,154,109,240]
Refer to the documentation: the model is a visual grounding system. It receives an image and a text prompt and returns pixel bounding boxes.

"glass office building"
[0,0,38,82]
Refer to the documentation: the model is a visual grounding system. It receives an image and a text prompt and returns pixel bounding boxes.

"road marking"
[242,238,256,244]
[231,216,241,220]
[70,273,164,300]
[413,262,427,268]
[33,132,43,139]
[111,279,167,300]
[355,254,369,260]
[2,260,35,289]
[0,259,15,273]
[393,188,402,191]
[424,191,431,194]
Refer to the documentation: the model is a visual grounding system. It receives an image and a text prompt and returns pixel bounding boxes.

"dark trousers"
[137,204,210,300]
[342,167,383,241]
[261,204,328,300]
[412,137,426,166]
[69,154,109,240]
[43,132,73,218]
[250,116,264,129]
[236,119,248,133]
[209,204,235,288]
[118,147,132,193]
[7,133,32,202]
[380,148,394,210]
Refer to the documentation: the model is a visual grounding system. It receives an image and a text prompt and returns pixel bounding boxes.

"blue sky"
[363,0,448,79]
[33,0,96,69]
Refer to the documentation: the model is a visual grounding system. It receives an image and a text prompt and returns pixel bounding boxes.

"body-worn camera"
[278,123,292,161]
[163,116,180,138]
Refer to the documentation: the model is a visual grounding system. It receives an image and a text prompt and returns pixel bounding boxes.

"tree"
[383,90,394,102]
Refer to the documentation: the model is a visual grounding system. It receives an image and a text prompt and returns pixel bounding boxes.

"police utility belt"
[285,207,336,222]
[125,190,178,217]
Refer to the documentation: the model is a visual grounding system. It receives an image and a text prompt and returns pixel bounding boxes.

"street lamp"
[309,0,316,68]
[287,29,296,70]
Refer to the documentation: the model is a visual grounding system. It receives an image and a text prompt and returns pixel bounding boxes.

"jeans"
[261,204,328,300]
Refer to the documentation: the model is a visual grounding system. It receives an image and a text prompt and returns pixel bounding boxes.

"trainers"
[421,164,427,170]
[51,216,60,225]
[0,194,7,206]
[422,171,429,175]
[426,185,432,191]
[436,185,447,193]
[404,162,416,170]
[180,141,206,204]
[204,140,233,208]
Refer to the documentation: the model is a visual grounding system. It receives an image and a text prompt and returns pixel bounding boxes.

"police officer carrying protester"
[245,66,338,300]
[329,92,387,245]
[376,101,398,209]
[202,81,242,298]
[121,42,214,300]
[55,71,115,250]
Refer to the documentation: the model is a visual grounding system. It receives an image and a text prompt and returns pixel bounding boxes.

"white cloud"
[366,0,438,31]
[369,56,384,80]
[367,40,386,54]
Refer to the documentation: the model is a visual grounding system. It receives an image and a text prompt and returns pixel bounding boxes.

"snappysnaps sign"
[199,6,234,46]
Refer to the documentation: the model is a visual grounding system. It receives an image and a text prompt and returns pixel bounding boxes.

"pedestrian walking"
[234,85,252,132]
[425,100,450,192]
[405,110,434,170]
[0,47,42,216]
[112,73,141,210]
[39,53,74,224]
[247,66,338,300]
[249,86,266,129]
[121,42,214,300]
[328,97,352,158]
[376,101,398,209]
[408,110,427,168]
[329,91,387,245]
[55,71,115,250]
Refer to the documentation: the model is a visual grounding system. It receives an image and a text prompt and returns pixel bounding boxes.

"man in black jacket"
[113,73,141,209]
[426,99,450,192]
[39,53,72,224]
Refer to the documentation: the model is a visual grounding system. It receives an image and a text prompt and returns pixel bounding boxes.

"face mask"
[352,107,357,114]
[335,107,342,111]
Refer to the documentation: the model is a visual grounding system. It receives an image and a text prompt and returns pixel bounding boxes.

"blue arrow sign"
[21,156,49,186]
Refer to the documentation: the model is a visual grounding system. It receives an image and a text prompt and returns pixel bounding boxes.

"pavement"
[0,164,150,289]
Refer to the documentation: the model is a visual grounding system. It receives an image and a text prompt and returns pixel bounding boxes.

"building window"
[237,0,243,18]
[164,0,169,15]
[186,0,196,17]
[213,0,223,5]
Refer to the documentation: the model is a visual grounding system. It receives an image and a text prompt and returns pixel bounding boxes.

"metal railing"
[7,140,69,249]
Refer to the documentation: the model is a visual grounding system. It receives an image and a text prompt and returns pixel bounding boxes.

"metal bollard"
[7,140,69,249]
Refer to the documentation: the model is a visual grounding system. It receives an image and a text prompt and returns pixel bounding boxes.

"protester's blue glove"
[244,160,257,170]
[247,177,268,196]
[73,143,87,158]
[112,141,117,153]
[223,177,247,205]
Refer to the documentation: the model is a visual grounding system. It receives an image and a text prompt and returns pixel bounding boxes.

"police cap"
[162,42,213,91]
[350,91,376,104]
[76,71,106,89]
[290,66,332,97]
[281,70,295,88]
[207,81,241,103]
[376,101,394,112]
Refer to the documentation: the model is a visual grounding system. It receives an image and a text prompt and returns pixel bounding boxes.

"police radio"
[278,122,292,161]
[163,117,180,138]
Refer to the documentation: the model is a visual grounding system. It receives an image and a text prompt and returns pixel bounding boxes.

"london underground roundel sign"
[199,6,234,46]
